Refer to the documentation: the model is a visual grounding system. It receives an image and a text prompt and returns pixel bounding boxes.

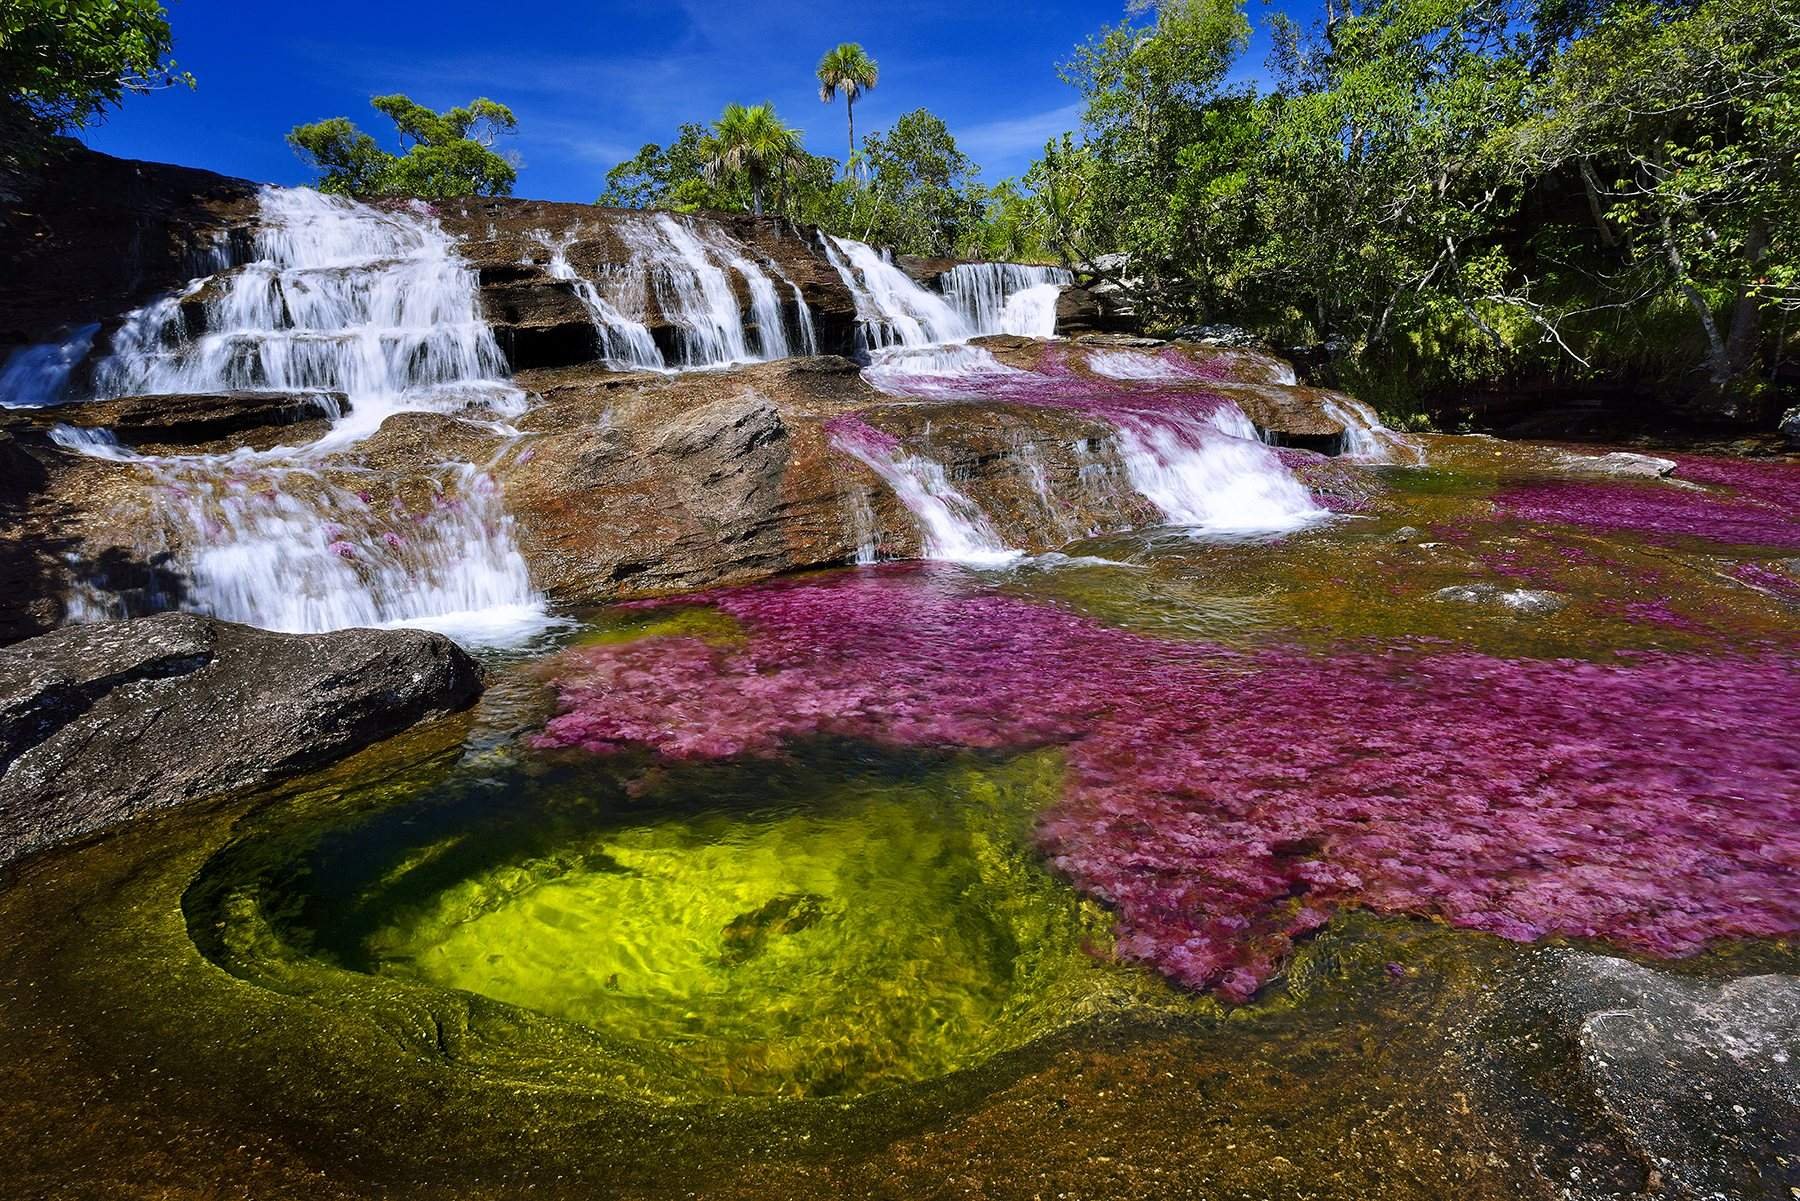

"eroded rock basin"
[188,744,1133,1102]
[0,446,1796,1199]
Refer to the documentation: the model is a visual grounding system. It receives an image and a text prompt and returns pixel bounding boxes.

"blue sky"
[82,0,1307,202]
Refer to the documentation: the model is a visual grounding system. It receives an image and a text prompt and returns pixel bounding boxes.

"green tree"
[1053,0,1251,314]
[1508,0,1800,404]
[850,108,984,256]
[816,41,879,183]
[1,0,192,169]
[700,102,807,216]
[287,94,519,199]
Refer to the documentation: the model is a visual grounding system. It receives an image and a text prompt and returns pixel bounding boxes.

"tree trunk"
[847,96,857,184]
[1722,218,1769,384]
[1577,159,1617,249]
[1658,209,1728,385]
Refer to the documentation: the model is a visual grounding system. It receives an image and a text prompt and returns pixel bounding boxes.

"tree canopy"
[1,0,191,169]
[287,94,519,199]
[1029,0,1800,418]
[700,102,808,216]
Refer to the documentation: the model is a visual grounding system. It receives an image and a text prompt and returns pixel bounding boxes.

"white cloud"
[956,101,1083,165]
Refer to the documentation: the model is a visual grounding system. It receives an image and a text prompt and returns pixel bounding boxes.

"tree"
[287,94,519,199]
[1,0,192,169]
[700,102,807,217]
[816,42,879,182]
[1508,0,1800,405]
[852,108,985,256]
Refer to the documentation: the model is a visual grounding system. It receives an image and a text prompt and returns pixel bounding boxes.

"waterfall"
[826,418,1020,566]
[1113,407,1325,533]
[0,324,100,407]
[1321,396,1426,465]
[607,214,813,368]
[940,263,1072,338]
[862,349,1326,538]
[54,186,554,648]
[90,188,525,448]
[536,232,665,371]
[820,235,970,351]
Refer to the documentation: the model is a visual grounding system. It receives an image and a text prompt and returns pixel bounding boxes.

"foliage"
[287,94,518,199]
[699,101,808,217]
[816,42,878,182]
[0,0,191,169]
[840,108,984,256]
[596,102,1046,261]
[1029,0,1800,419]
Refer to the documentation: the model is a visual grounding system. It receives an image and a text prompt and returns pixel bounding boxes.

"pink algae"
[534,568,1800,1001]
[1497,456,1800,548]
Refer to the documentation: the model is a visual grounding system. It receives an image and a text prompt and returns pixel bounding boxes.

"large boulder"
[0,146,256,348]
[0,613,482,866]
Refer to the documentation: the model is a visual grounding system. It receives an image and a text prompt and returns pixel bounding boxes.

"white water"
[0,324,100,407]
[829,425,1021,566]
[536,231,664,371]
[940,263,1072,338]
[1115,408,1326,534]
[56,187,554,648]
[1087,349,1189,381]
[1322,395,1427,465]
[821,235,971,351]
[861,344,1026,397]
[605,214,813,368]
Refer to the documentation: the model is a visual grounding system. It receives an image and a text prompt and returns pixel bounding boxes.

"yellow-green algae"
[199,743,1129,1100]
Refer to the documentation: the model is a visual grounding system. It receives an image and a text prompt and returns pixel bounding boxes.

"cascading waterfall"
[940,263,1072,338]
[536,232,664,371]
[54,186,554,648]
[0,324,101,408]
[608,214,811,368]
[1321,395,1427,465]
[820,235,970,351]
[861,348,1325,540]
[826,417,1020,566]
[1111,407,1323,533]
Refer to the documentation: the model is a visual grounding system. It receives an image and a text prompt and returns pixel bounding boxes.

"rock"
[0,146,256,348]
[1056,285,1137,335]
[1389,526,1423,542]
[1542,951,1800,1200]
[1168,324,1262,349]
[42,390,347,449]
[1779,405,1800,449]
[0,613,482,866]
[1434,584,1567,614]
[1556,450,1679,480]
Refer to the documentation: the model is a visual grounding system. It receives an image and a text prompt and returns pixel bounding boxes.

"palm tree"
[816,42,878,183]
[701,102,806,216]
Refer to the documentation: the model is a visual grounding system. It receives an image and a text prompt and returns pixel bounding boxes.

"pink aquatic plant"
[533,569,1800,1001]
[1498,459,1800,548]
[327,540,357,559]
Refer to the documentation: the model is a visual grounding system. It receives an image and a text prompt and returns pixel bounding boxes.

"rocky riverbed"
[0,149,1794,1200]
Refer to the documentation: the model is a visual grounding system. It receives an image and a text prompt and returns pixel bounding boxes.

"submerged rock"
[1556,450,1679,479]
[1434,583,1568,614]
[1541,951,1799,1199]
[0,613,481,866]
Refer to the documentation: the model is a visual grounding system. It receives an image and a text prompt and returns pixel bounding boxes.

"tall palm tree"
[701,102,806,216]
[816,42,878,183]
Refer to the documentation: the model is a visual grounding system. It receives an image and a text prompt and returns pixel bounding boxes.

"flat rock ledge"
[0,613,483,867]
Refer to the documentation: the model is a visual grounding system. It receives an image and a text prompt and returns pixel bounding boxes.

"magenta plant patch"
[534,569,1800,1001]
[1498,457,1800,549]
